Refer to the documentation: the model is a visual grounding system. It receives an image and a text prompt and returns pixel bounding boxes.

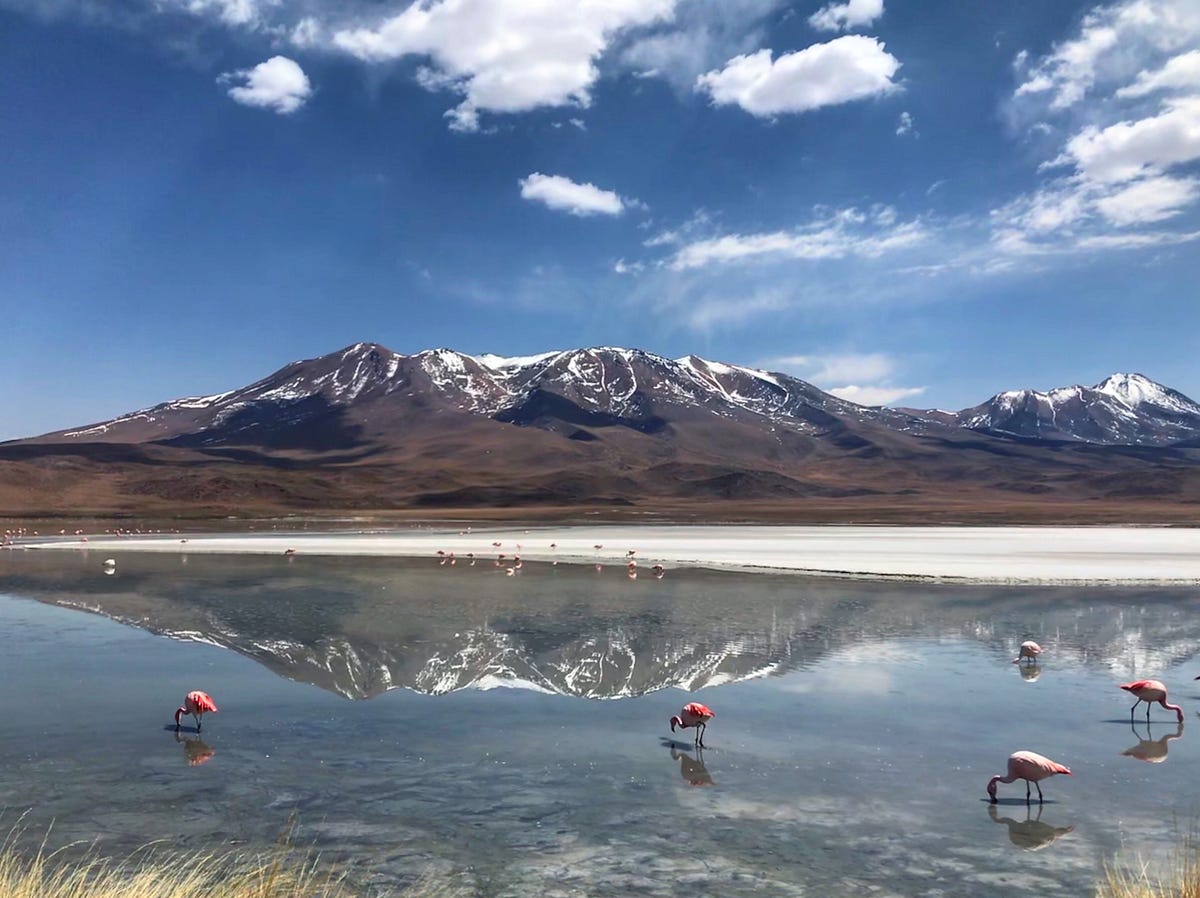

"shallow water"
[2,549,1200,896]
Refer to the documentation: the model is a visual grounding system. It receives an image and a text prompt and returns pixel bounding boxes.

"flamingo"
[1119,679,1184,722]
[174,690,218,732]
[986,750,1071,804]
[670,702,715,747]
[1013,641,1042,664]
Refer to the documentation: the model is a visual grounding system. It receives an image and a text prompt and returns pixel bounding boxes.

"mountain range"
[3,343,1200,521]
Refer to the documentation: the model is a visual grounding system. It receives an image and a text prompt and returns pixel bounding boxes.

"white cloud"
[619,0,784,90]
[1013,0,1200,111]
[221,55,312,114]
[519,173,625,217]
[1093,173,1200,224]
[179,0,274,28]
[1117,49,1200,98]
[696,35,900,116]
[997,1,1200,256]
[669,209,925,269]
[896,110,914,135]
[828,383,926,406]
[1059,95,1200,183]
[332,0,677,130]
[613,258,643,274]
[762,353,924,407]
[808,0,883,33]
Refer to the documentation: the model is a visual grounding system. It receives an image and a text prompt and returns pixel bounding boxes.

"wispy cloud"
[997,0,1200,254]
[696,35,901,117]
[667,207,925,270]
[761,352,925,407]
[219,55,311,114]
[519,173,626,217]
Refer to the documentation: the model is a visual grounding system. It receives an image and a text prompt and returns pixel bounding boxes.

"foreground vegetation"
[0,833,351,898]
[1101,833,1200,898]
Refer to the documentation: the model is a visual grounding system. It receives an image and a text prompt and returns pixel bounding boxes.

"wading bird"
[986,750,1071,804]
[670,702,715,747]
[174,690,218,732]
[1119,679,1184,723]
[1013,641,1042,664]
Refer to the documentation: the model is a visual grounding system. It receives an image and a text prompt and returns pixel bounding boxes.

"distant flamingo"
[1013,641,1042,664]
[986,750,1071,804]
[1120,679,1184,722]
[174,690,218,732]
[670,702,715,747]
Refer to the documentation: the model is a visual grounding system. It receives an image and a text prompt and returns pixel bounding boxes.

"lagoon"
[1,548,1198,896]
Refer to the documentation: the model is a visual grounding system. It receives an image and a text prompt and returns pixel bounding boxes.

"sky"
[2,0,1200,441]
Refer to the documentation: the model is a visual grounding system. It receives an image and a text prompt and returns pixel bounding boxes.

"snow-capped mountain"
[41,342,934,448]
[7,343,1200,516]
[951,373,1200,446]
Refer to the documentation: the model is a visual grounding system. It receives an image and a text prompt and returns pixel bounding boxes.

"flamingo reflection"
[175,732,215,766]
[1017,663,1042,683]
[1122,721,1184,763]
[670,747,715,787]
[987,804,1074,851]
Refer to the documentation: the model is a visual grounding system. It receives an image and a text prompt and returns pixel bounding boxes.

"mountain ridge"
[4,343,1200,519]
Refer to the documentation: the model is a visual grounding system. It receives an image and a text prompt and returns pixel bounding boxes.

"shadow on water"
[987,804,1075,851]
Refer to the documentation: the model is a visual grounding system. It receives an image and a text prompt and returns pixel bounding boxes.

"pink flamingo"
[1120,680,1184,722]
[670,702,715,747]
[1013,641,1042,664]
[174,690,218,732]
[987,750,1071,804]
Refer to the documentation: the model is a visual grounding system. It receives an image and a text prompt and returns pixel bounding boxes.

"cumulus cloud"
[668,208,925,269]
[332,0,676,130]
[1093,174,1200,224]
[519,173,625,217]
[896,110,915,135]
[177,0,274,27]
[696,35,900,116]
[221,55,312,114]
[1057,95,1200,183]
[808,0,884,33]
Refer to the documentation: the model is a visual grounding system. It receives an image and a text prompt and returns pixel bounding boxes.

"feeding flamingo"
[670,702,715,747]
[1013,641,1042,664]
[174,690,218,732]
[1119,679,1184,722]
[986,750,1071,804]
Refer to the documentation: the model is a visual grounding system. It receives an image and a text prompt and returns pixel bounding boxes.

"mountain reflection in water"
[1,549,1199,701]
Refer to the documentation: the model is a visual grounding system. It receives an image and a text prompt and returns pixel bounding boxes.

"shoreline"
[14,524,1200,584]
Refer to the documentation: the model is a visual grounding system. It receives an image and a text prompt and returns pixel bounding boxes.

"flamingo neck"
[1161,701,1184,721]
[174,707,185,725]
[670,716,683,732]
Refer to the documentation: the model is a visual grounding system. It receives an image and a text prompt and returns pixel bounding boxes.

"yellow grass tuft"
[0,819,351,898]
[1101,830,1200,898]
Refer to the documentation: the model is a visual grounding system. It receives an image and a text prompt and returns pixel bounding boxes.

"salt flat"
[20,525,1200,583]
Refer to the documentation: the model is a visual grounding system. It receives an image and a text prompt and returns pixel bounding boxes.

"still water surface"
[1,549,1199,896]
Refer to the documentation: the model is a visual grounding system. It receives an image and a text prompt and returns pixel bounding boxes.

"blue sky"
[3,0,1200,441]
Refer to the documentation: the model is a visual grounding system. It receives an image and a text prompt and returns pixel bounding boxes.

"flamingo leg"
[1130,700,1141,721]
[698,723,706,748]
[1025,781,1031,803]
[1035,782,1044,803]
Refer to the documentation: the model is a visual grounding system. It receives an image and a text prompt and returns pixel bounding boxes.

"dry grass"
[1101,831,1200,898]
[0,821,351,898]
